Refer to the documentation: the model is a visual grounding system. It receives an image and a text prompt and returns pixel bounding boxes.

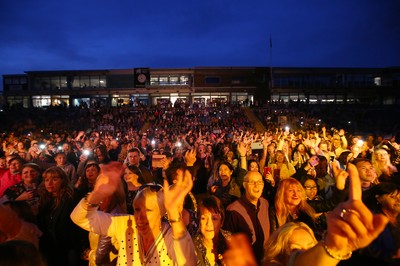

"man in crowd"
[126,148,154,183]
[223,171,270,264]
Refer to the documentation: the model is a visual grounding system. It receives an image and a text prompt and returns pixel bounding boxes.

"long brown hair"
[38,166,74,209]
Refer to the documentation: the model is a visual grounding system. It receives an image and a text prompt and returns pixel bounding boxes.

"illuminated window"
[374,77,381,86]
[169,76,179,84]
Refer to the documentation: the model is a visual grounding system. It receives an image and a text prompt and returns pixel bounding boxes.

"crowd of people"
[0,101,400,265]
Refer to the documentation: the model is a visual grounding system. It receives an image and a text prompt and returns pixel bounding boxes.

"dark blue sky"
[1,0,399,79]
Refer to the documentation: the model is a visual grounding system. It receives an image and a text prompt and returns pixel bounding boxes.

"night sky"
[1,0,399,86]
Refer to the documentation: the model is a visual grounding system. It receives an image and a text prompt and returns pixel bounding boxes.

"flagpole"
[269,34,274,91]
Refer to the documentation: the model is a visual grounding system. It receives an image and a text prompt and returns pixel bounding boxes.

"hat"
[85,160,99,170]
[31,140,38,146]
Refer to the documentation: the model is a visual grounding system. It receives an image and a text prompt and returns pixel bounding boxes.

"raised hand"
[184,149,197,167]
[163,169,193,214]
[88,162,124,203]
[324,163,389,256]
[237,141,247,157]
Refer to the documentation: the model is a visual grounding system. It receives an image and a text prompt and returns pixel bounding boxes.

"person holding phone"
[265,150,296,187]
[293,155,320,180]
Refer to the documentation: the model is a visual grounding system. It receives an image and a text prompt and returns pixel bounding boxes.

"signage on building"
[134,68,150,88]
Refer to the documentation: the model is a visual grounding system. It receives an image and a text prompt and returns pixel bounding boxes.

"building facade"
[2,66,400,108]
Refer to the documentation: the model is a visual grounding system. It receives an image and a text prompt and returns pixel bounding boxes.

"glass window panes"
[80,76,90,88]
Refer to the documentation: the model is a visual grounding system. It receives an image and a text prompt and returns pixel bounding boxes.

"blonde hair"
[133,187,166,217]
[263,222,317,266]
[372,148,397,177]
[274,178,316,227]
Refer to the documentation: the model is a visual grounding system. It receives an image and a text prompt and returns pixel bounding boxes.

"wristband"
[84,192,103,208]
[321,241,352,260]
[168,213,182,223]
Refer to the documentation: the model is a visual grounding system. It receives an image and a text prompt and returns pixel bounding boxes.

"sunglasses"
[139,183,163,192]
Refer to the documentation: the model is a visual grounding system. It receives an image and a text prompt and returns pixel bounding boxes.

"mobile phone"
[264,166,272,177]
[330,155,335,162]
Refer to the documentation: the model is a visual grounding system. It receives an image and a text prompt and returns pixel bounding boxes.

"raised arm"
[70,162,125,235]
[293,163,388,266]
[163,168,193,239]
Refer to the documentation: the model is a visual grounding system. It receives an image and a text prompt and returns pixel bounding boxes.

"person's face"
[133,196,161,236]
[55,154,67,166]
[319,143,328,152]
[207,145,213,153]
[85,165,100,184]
[127,151,140,166]
[47,144,55,152]
[249,161,259,172]
[17,142,24,149]
[244,172,264,202]
[377,191,400,216]
[124,168,139,184]
[21,166,39,185]
[174,149,182,159]
[288,229,317,252]
[223,147,230,154]
[83,141,93,149]
[9,159,22,174]
[303,179,318,200]
[140,138,147,147]
[375,150,389,162]
[198,144,206,154]
[356,161,377,183]
[284,184,303,207]
[62,143,69,152]
[44,174,62,195]
[298,144,305,152]
[276,152,285,163]
[268,145,275,154]
[0,158,6,168]
[94,148,104,162]
[333,139,341,148]
[219,164,233,182]
[200,208,222,241]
